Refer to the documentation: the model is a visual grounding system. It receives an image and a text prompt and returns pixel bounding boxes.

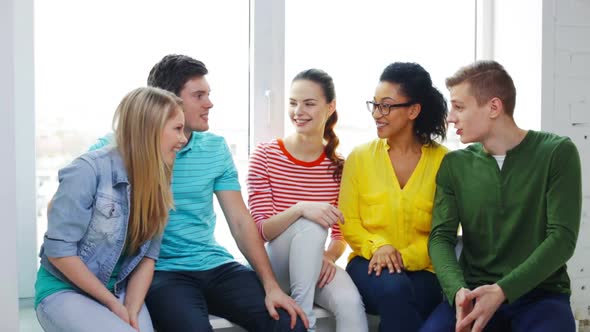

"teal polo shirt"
[90,131,238,271]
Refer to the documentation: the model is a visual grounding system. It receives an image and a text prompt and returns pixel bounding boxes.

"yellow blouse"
[339,139,448,272]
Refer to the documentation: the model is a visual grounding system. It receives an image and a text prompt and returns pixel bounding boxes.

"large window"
[34,0,478,274]
[285,0,476,156]
[35,0,250,261]
[285,0,476,265]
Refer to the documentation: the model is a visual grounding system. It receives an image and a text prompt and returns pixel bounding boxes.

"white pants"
[266,218,368,332]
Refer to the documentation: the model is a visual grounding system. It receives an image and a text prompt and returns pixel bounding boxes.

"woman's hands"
[297,202,344,229]
[368,244,404,276]
[317,253,337,288]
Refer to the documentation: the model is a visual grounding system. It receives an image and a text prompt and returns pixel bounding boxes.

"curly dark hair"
[380,62,447,145]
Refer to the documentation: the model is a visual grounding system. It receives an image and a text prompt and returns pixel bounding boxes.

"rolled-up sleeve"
[145,234,163,260]
[43,157,98,258]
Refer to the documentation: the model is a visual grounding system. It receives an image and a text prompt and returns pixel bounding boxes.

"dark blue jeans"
[420,289,575,332]
[145,261,306,332]
[346,256,443,332]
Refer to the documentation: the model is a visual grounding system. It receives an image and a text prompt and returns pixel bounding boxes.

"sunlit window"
[285,0,476,157]
[35,0,249,261]
[285,0,476,265]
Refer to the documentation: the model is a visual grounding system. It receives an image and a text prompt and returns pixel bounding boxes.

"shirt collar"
[110,148,130,186]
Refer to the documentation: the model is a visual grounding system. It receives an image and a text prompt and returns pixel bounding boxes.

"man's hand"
[455,288,473,332]
[265,286,309,329]
[368,244,404,276]
[317,254,337,288]
[456,284,506,332]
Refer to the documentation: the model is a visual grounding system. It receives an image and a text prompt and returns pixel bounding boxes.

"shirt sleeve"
[497,139,582,302]
[88,133,114,151]
[247,143,272,241]
[214,138,241,192]
[43,157,98,258]
[339,148,393,260]
[428,155,468,305]
[145,234,162,260]
[330,222,343,241]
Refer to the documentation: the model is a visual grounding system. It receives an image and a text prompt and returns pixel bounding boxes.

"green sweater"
[429,130,582,304]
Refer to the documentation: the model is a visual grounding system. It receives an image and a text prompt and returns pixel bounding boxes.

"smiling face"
[178,76,213,134]
[371,81,419,140]
[288,79,335,137]
[160,108,187,166]
[448,82,492,144]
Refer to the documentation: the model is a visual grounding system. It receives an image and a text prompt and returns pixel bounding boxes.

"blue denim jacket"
[39,146,161,295]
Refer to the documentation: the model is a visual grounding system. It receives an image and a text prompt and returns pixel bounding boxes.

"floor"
[19,299,42,332]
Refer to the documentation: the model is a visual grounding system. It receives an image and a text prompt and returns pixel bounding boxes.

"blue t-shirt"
[91,131,239,271]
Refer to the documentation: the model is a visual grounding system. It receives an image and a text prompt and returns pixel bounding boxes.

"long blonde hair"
[112,87,182,254]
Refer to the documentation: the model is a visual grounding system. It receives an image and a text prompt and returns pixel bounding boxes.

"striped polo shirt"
[90,131,238,271]
[247,138,343,241]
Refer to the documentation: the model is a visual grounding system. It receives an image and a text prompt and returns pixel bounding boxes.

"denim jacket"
[39,147,161,296]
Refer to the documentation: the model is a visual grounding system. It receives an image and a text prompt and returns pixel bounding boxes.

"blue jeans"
[36,289,153,332]
[145,261,306,332]
[420,289,575,332]
[346,256,442,332]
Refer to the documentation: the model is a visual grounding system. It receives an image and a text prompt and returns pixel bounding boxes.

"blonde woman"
[34,87,187,332]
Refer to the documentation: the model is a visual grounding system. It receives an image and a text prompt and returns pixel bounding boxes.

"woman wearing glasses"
[339,62,448,332]
[248,69,368,332]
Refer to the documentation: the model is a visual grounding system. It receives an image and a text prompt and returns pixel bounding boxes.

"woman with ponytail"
[248,69,367,332]
[339,62,448,332]
[35,87,187,332]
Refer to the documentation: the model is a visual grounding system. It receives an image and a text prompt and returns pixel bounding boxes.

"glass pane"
[285,0,476,265]
[35,0,249,261]
[285,0,475,156]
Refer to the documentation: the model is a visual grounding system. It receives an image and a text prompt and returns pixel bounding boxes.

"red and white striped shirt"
[247,138,343,241]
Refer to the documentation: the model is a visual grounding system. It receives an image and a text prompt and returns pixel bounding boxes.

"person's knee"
[379,274,413,300]
[271,309,307,332]
[333,288,365,314]
[294,217,328,239]
[420,303,455,332]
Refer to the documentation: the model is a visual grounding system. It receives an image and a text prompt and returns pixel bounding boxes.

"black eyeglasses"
[366,100,415,116]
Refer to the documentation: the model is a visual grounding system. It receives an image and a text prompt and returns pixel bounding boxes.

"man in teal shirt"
[423,60,582,332]
[91,55,307,331]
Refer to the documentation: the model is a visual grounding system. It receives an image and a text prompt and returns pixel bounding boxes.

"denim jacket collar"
[110,148,129,186]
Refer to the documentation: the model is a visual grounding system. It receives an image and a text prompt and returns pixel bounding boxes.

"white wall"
[542,0,590,321]
[493,0,543,131]
[15,0,37,299]
[0,0,21,329]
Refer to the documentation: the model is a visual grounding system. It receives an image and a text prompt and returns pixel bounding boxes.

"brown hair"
[293,68,344,182]
[446,60,517,116]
